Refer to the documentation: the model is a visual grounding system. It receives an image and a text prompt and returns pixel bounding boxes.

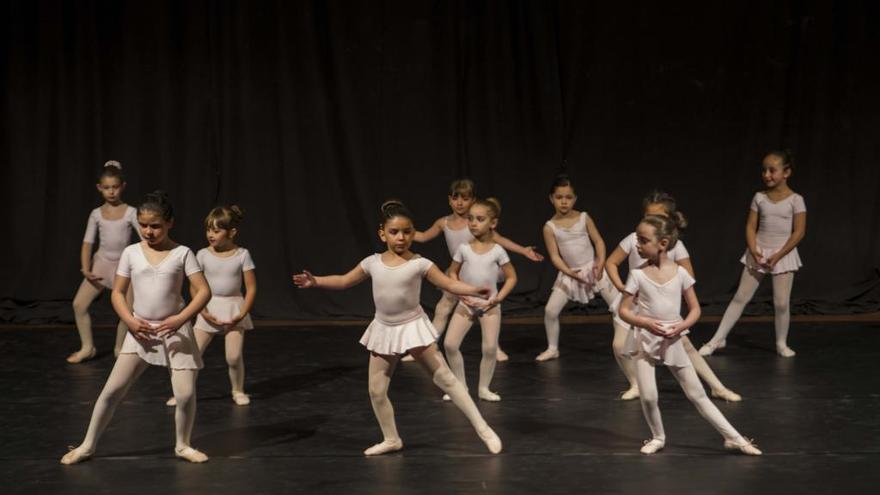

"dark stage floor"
[2,320,879,494]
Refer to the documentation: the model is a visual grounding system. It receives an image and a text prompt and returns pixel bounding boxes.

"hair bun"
[673,211,688,231]
[104,160,122,170]
[380,199,405,214]
[230,205,245,219]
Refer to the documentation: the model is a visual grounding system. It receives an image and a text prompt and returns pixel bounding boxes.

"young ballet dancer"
[699,150,806,357]
[68,160,140,363]
[606,191,741,402]
[405,179,543,362]
[536,174,613,362]
[166,206,256,407]
[443,198,517,402]
[618,215,760,456]
[61,191,212,464]
[293,200,502,456]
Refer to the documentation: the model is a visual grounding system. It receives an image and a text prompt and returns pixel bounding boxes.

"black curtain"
[3,1,879,323]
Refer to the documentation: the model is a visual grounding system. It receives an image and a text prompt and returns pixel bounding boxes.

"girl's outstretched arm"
[414,217,444,243]
[293,265,368,290]
[493,231,544,262]
[425,265,489,298]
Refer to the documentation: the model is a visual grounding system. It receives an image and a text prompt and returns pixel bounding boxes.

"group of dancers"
[61,150,806,463]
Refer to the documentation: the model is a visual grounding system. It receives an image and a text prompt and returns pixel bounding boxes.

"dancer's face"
[379,216,415,255]
[138,210,173,247]
[206,226,236,249]
[467,204,497,238]
[762,154,791,188]
[550,186,577,214]
[97,176,125,205]
[635,222,667,260]
[448,192,475,216]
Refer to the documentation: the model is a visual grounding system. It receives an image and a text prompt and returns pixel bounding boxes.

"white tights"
[431,290,459,335]
[444,305,501,395]
[75,354,199,453]
[71,280,132,354]
[195,329,246,393]
[367,345,491,445]
[707,267,795,349]
[635,358,744,444]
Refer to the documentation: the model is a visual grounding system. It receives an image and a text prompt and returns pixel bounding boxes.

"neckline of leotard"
[377,253,422,269]
[759,190,798,204]
[204,246,241,260]
[443,215,469,233]
[636,265,683,287]
[98,205,132,222]
[548,211,585,231]
[461,242,498,257]
[139,242,181,268]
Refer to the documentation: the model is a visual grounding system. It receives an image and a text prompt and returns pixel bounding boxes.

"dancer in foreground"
[618,214,760,456]
[293,200,502,456]
[606,191,741,402]
[61,191,211,464]
[700,150,806,357]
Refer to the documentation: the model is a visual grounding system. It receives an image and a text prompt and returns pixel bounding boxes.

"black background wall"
[2,1,879,322]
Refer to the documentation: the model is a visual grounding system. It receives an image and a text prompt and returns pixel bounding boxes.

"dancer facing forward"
[166,206,256,407]
[406,179,542,362]
[293,200,502,456]
[62,191,211,464]
[444,198,517,402]
[536,174,612,362]
[606,191,741,402]
[700,150,806,357]
[619,214,760,456]
[69,160,140,363]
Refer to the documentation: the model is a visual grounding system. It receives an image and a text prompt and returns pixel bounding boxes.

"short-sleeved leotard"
[357,253,440,355]
[740,192,806,274]
[116,243,203,369]
[546,212,604,303]
[623,266,695,367]
[193,247,256,334]
[82,206,140,289]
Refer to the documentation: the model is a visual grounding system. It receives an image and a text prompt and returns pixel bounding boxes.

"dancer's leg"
[443,306,474,391]
[61,354,149,463]
[170,368,207,462]
[225,329,249,403]
[700,267,763,355]
[477,307,501,401]
[772,272,796,356]
[364,352,403,455]
[536,289,568,361]
[68,279,103,362]
[682,336,741,401]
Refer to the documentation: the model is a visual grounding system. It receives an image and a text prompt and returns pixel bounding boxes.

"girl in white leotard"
[536,174,614,362]
[61,191,212,465]
[700,150,806,358]
[618,215,760,456]
[606,191,741,402]
[165,206,257,407]
[293,200,502,456]
[444,198,517,402]
[407,179,543,362]
[68,161,141,364]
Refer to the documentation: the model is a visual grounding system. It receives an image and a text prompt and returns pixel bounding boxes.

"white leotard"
[83,206,140,261]
[360,254,435,325]
[442,217,475,258]
[545,212,594,267]
[453,243,510,299]
[196,248,256,297]
[740,192,806,274]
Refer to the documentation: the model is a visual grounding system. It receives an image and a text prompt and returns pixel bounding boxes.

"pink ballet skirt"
[359,308,439,355]
[194,295,254,334]
[625,319,691,367]
[119,314,203,370]
[740,246,802,274]
[90,253,119,290]
[552,261,604,304]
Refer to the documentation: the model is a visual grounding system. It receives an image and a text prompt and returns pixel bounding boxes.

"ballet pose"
[700,150,806,357]
[407,179,543,362]
[166,206,256,407]
[536,174,613,362]
[606,191,742,402]
[293,200,502,456]
[61,191,211,465]
[618,215,760,456]
[68,161,140,363]
[443,198,517,402]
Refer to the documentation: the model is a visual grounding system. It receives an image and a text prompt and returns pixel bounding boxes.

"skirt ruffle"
[119,317,203,370]
[194,295,254,334]
[359,311,439,355]
[625,322,691,367]
[740,246,802,274]
[552,262,605,304]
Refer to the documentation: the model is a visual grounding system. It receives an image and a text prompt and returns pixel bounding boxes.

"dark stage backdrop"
[2,1,879,323]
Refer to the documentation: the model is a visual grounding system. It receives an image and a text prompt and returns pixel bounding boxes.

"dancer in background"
[68,160,140,363]
[699,150,806,358]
